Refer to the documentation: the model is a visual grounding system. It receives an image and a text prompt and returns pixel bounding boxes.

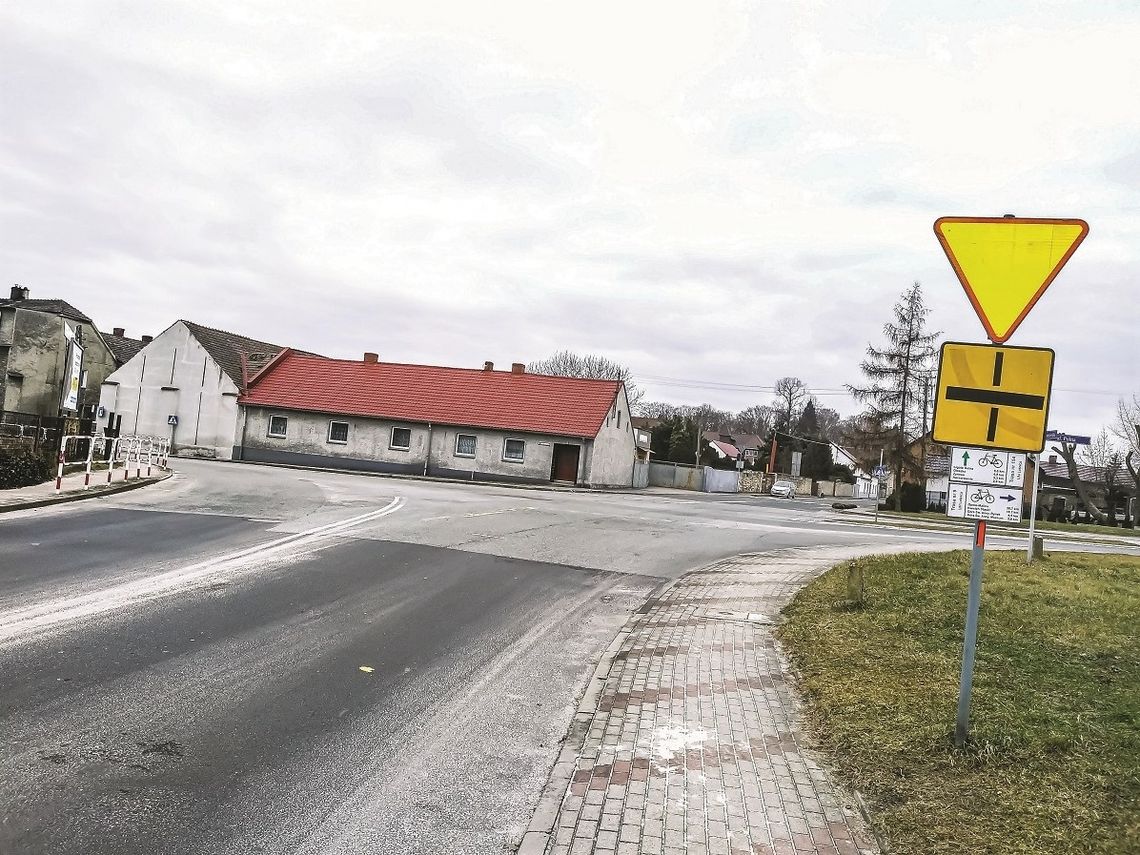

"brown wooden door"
[552,444,580,482]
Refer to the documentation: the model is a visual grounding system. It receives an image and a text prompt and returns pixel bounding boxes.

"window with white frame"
[390,426,412,450]
[502,438,525,462]
[327,420,349,444]
[455,433,477,458]
[267,415,288,438]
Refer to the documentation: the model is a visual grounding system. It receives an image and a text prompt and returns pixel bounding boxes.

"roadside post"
[1027,452,1041,562]
[932,215,1087,745]
[955,519,987,745]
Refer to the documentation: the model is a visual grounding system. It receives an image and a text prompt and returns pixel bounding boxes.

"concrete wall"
[815,480,856,498]
[583,386,636,487]
[98,322,241,457]
[239,405,596,485]
[648,461,703,490]
[0,307,118,417]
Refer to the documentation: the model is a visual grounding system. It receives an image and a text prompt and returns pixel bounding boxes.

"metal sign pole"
[955,519,987,746]
[1027,453,1042,563]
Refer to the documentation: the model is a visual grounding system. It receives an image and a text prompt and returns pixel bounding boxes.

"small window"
[268,415,288,438]
[455,433,477,458]
[328,420,349,444]
[503,438,525,462]
[617,410,621,429]
[390,426,412,450]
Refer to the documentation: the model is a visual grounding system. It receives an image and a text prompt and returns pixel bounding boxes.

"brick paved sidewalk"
[520,548,881,855]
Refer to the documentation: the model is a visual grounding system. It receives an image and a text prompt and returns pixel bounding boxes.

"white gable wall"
[98,321,242,458]
[583,385,637,487]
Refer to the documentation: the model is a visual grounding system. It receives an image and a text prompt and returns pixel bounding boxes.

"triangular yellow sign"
[934,217,1088,343]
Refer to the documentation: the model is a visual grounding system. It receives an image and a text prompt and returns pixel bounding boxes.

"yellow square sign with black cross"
[932,342,1055,453]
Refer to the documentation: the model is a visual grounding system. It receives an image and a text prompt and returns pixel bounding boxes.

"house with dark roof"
[236,352,639,487]
[0,285,124,418]
[97,319,293,458]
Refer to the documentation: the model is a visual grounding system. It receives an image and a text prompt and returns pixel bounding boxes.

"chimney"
[9,285,28,301]
[112,327,125,337]
[1048,454,1058,464]
[511,362,525,374]
[141,335,153,344]
[483,361,494,371]
[363,352,379,364]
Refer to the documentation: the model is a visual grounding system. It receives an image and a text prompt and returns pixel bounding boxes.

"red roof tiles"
[240,351,623,439]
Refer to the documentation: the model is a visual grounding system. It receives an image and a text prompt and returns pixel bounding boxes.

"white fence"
[55,434,171,492]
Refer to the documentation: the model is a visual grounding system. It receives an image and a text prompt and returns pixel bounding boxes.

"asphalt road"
[2,460,1136,854]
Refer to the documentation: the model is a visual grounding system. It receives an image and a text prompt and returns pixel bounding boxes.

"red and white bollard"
[55,449,65,493]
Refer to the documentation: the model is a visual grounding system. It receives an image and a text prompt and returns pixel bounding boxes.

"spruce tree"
[846,282,940,510]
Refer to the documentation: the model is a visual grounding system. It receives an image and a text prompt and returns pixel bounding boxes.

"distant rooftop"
[0,285,92,324]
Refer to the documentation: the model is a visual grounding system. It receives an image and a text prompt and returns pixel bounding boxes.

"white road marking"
[419,506,536,522]
[0,497,406,648]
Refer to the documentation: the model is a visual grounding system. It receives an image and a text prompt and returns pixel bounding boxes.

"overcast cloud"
[2,1,1137,437]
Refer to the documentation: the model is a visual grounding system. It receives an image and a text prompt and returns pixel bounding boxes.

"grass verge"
[778,550,1140,854]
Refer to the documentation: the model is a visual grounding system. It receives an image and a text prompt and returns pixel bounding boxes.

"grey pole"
[1027,453,1042,563]
[955,519,987,746]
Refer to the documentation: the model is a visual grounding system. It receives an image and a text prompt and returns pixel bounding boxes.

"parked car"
[770,479,797,499]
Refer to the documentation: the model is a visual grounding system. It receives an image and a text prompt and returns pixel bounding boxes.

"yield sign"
[934,217,1088,343]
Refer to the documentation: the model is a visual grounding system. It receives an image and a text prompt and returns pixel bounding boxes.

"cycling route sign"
[949,446,1025,488]
[947,483,1024,523]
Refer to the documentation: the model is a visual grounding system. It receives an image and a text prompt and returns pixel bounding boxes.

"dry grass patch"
[779,550,1140,855]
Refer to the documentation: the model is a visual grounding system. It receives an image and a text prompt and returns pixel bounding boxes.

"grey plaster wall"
[239,406,585,484]
[0,308,117,417]
[583,386,637,487]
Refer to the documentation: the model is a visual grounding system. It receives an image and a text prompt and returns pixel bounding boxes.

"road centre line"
[419,506,537,522]
[0,497,406,648]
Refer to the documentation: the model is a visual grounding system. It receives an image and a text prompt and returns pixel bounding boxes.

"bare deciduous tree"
[528,350,644,410]
[1111,395,1140,527]
[733,404,771,436]
[770,378,809,433]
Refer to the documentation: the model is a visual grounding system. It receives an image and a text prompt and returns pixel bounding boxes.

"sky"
[2,1,1136,439]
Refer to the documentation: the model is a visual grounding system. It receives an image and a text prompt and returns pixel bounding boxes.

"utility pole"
[693,412,702,468]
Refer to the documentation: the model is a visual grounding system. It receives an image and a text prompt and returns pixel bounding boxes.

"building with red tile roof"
[236,351,639,487]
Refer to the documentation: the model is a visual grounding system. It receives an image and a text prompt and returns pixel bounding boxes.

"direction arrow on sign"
[934,217,1088,343]
[933,342,1055,452]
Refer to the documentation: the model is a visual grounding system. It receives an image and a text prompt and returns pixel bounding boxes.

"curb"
[0,471,173,514]
[516,573,692,855]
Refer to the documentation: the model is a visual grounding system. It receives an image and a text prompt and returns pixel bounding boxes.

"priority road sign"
[950,446,1025,488]
[947,482,1024,523]
[932,341,1054,453]
[934,217,1088,343]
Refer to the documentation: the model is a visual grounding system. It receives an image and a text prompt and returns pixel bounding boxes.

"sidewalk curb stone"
[0,472,173,514]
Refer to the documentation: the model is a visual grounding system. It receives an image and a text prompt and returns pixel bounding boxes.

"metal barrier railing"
[55,434,171,493]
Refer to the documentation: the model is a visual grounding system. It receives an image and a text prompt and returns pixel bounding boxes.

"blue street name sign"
[1045,430,1091,445]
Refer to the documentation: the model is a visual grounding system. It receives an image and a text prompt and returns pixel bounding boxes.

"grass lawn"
[778,550,1140,854]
